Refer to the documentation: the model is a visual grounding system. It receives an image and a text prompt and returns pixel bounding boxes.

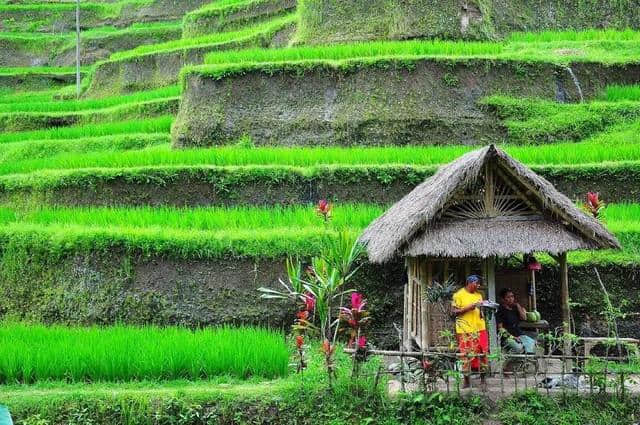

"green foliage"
[499,391,639,425]
[0,322,289,383]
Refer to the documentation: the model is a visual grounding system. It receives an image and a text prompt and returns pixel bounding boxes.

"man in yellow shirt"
[452,275,488,388]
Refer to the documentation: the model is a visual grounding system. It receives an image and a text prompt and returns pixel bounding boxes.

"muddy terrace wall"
[4,163,640,208]
[172,60,640,147]
[297,0,640,44]
[87,24,295,97]
[0,246,638,348]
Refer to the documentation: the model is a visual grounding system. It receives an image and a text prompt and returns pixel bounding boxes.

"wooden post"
[421,259,433,349]
[405,258,414,350]
[559,252,571,354]
[486,256,498,369]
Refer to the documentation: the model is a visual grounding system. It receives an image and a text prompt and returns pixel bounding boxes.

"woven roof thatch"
[360,145,620,263]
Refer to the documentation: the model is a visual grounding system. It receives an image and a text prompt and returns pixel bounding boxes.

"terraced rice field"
[1,0,640,415]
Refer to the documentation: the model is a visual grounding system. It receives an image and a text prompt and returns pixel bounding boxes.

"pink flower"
[303,293,316,311]
[351,292,365,310]
[295,335,304,349]
[357,336,367,349]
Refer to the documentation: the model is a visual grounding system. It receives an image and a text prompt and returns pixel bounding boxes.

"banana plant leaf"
[0,406,13,425]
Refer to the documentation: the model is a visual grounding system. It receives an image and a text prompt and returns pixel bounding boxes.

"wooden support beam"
[485,257,498,363]
[559,252,571,352]
[403,259,410,350]
[421,259,432,349]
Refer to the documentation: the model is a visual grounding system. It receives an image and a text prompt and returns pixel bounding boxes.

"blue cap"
[466,275,480,283]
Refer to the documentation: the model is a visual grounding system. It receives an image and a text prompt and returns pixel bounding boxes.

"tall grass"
[0,323,289,383]
[0,116,172,144]
[0,85,180,113]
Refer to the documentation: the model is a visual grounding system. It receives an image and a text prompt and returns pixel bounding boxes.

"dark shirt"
[496,305,523,338]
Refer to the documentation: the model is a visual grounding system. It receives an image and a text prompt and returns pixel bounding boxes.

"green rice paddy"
[0,323,289,383]
[196,30,640,80]
[0,116,173,144]
[0,203,635,262]
[0,85,180,113]
[0,120,638,174]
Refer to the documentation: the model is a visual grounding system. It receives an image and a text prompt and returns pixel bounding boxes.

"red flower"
[316,199,332,221]
[296,310,309,321]
[422,359,432,370]
[295,335,304,349]
[351,292,365,310]
[357,336,367,349]
[587,192,600,208]
[584,192,604,218]
[303,293,316,311]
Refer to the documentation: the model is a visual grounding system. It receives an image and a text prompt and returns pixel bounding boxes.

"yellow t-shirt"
[452,287,486,334]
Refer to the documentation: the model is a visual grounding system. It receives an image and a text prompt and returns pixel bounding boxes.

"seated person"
[496,288,536,354]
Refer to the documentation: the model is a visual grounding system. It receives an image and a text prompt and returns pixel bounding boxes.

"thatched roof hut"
[359,145,620,351]
[360,145,619,263]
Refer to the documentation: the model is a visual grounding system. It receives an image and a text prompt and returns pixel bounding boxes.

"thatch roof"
[360,145,621,263]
